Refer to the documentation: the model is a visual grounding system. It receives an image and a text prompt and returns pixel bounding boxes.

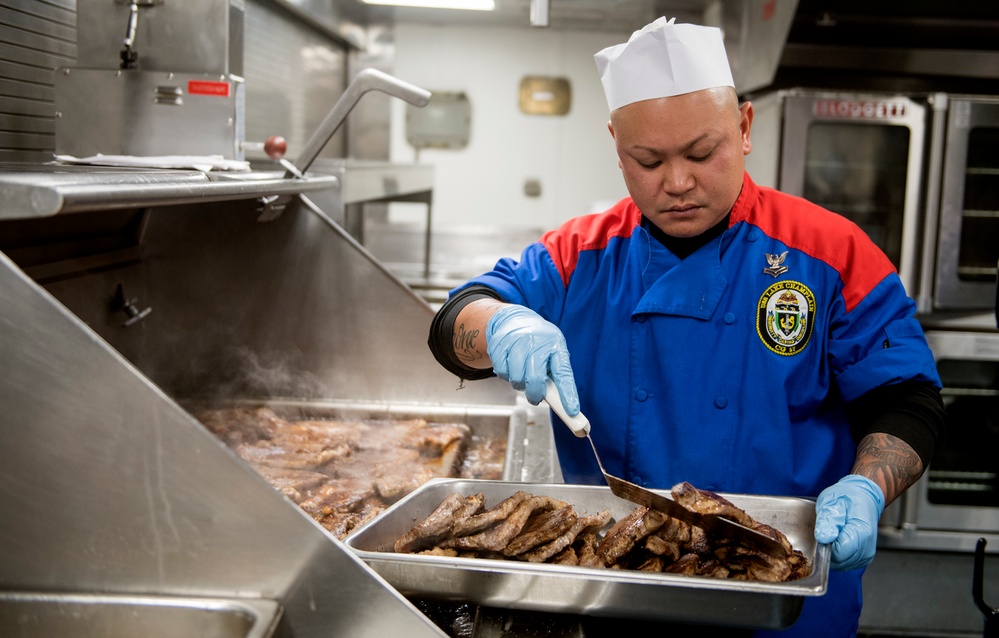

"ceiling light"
[361,0,495,10]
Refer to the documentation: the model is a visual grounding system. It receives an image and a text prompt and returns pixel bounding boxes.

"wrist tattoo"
[454,322,483,364]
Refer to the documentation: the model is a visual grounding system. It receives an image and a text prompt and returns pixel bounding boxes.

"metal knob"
[111,284,151,327]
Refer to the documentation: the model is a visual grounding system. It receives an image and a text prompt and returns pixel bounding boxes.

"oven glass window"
[957,126,999,283]
[929,359,999,507]
[802,122,910,269]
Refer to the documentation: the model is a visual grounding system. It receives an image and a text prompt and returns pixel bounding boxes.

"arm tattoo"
[453,322,483,365]
[852,432,923,504]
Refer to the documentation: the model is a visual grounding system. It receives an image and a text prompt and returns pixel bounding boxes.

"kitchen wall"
[386,23,633,233]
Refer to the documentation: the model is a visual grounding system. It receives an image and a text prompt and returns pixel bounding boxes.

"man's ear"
[740,101,754,155]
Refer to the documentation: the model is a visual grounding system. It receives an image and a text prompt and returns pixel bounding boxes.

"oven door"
[778,91,928,299]
[880,329,999,551]
[932,96,999,310]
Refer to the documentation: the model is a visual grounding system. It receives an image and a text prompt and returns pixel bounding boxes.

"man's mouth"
[665,204,699,214]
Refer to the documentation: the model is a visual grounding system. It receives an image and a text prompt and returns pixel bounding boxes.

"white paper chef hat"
[594,17,734,112]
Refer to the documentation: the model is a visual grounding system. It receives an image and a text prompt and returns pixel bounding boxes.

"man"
[427,17,945,637]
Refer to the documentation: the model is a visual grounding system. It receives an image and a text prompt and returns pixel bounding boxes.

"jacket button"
[724,312,736,324]
[635,389,649,401]
[714,396,728,409]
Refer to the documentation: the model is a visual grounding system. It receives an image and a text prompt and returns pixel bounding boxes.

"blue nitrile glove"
[814,474,886,572]
[485,304,580,415]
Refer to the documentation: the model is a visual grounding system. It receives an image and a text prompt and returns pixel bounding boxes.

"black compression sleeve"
[846,381,947,469]
[427,285,504,381]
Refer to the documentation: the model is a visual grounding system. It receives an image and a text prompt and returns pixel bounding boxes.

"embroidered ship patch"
[756,281,815,356]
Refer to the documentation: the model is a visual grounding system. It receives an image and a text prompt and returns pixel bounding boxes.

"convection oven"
[747,89,930,301]
[747,88,999,319]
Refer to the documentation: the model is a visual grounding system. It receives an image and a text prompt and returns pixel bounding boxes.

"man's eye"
[638,160,661,169]
[689,151,712,162]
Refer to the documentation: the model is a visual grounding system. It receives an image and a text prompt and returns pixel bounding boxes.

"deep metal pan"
[344,478,830,630]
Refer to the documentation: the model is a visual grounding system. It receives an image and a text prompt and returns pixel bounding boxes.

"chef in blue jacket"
[427,17,946,637]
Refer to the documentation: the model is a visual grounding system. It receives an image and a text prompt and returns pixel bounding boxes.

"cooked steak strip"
[750,521,795,556]
[697,558,731,579]
[418,547,459,557]
[519,509,612,563]
[664,553,700,575]
[451,490,532,536]
[635,555,665,572]
[374,466,438,502]
[596,506,668,566]
[195,406,283,445]
[250,466,329,503]
[502,505,578,556]
[671,481,755,528]
[575,532,603,568]
[403,422,471,455]
[552,546,578,566]
[298,478,377,517]
[654,516,692,544]
[453,492,487,526]
[236,439,352,471]
[684,525,713,555]
[441,495,567,552]
[716,546,792,582]
[643,534,682,562]
[394,492,467,553]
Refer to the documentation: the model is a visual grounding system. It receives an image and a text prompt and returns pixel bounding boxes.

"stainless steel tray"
[344,478,830,630]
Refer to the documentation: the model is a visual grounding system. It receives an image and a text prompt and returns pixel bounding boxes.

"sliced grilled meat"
[552,546,578,565]
[635,555,665,572]
[664,553,700,575]
[451,490,532,536]
[596,506,668,566]
[297,477,378,517]
[575,532,603,568]
[441,495,568,552]
[671,481,755,527]
[393,492,467,553]
[643,534,682,562]
[502,505,578,556]
[250,466,328,503]
[519,509,612,563]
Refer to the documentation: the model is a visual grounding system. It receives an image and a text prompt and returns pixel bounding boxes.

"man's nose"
[660,162,694,195]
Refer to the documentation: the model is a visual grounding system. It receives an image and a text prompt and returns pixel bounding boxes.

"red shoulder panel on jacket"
[541,198,642,287]
[735,173,897,312]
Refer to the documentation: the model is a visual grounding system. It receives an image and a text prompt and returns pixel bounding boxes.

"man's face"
[608,88,753,238]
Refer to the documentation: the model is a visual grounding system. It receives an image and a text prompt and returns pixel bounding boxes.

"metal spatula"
[544,381,788,558]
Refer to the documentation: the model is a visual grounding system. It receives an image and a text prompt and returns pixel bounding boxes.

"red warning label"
[188,80,230,97]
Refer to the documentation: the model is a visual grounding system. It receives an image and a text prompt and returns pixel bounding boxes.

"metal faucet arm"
[289,68,432,178]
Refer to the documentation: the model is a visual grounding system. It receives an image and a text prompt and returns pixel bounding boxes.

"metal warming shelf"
[344,479,830,631]
[0,593,282,638]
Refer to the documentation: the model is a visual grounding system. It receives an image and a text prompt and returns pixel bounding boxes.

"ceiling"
[364,0,709,32]
[353,0,999,93]
[365,0,999,47]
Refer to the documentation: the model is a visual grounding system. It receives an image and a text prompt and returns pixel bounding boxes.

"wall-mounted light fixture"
[360,0,495,10]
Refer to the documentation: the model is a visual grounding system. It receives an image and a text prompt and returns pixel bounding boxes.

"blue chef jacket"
[453,173,942,637]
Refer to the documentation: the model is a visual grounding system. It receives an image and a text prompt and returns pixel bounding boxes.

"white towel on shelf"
[53,153,252,173]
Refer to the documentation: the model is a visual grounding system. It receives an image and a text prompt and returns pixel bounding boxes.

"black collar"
[643,213,731,259]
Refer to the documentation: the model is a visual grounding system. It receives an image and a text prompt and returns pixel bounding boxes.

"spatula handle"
[545,379,590,437]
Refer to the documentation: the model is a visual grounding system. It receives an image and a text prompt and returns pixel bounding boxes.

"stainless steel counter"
[0,159,435,220]
[0,162,339,219]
